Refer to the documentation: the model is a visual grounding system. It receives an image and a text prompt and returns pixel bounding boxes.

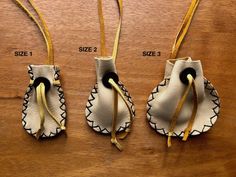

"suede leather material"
[22,65,66,138]
[147,58,220,137]
[85,57,135,133]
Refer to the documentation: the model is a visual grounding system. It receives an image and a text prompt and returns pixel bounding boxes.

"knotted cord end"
[53,80,61,86]
[111,138,123,151]
[29,79,34,85]
[60,125,66,131]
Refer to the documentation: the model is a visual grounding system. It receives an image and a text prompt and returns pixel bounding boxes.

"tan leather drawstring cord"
[98,0,132,151]
[170,0,200,59]
[167,74,198,147]
[15,0,54,65]
[167,0,200,147]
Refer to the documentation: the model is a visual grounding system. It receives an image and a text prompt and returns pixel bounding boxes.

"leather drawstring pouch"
[85,0,135,151]
[147,0,220,147]
[15,0,66,139]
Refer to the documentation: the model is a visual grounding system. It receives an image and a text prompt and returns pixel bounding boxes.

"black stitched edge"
[22,66,67,138]
[85,82,135,134]
[146,78,220,137]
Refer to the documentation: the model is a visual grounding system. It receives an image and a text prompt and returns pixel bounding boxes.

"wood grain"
[0,0,236,177]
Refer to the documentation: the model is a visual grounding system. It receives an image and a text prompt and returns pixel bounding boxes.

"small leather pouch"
[86,0,135,150]
[23,65,66,138]
[86,57,135,134]
[15,0,67,139]
[147,58,220,138]
[146,0,220,146]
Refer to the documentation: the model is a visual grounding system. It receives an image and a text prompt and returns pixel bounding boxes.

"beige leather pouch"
[147,58,220,137]
[86,0,135,150]
[15,0,67,139]
[22,65,66,138]
[86,57,135,133]
[146,0,220,146]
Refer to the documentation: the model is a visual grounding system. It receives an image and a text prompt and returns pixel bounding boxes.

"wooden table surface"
[0,0,236,177]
